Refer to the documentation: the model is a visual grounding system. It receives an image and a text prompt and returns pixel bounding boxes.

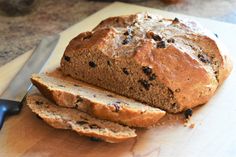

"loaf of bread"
[31,72,166,127]
[26,94,137,143]
[61,13,232,113]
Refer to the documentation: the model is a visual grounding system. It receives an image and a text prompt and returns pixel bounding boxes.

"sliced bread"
[31,73,166,127]
[26,94,137,143]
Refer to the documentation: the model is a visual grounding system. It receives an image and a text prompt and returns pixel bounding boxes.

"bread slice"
[60,13,232,113]
[26,94,136,143]
[31,73,166,127]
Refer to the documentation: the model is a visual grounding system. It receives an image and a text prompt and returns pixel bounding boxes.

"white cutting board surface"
[0,2,236,157]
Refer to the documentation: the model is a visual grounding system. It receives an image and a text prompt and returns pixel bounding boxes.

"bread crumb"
[189,123,195,129]
[183,117,196,128]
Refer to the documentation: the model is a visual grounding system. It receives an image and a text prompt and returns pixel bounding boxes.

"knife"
[0,34,60,129]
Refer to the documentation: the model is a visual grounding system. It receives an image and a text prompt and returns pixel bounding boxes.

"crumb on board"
[183,117,196,128]
[189,123,195,128]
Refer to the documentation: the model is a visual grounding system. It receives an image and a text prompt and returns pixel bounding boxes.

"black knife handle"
[0,99,21,129]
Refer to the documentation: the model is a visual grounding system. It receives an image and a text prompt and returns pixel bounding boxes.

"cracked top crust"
[62,13,232,112]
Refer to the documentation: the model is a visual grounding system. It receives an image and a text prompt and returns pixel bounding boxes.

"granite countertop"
[1,0,236,66]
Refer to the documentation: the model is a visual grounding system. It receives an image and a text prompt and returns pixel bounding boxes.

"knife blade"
[0,34,60,129]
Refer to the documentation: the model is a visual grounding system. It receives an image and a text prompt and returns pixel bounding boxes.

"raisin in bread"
[61,13,232,113]
[26,94,136,143]
[31,72,166,127]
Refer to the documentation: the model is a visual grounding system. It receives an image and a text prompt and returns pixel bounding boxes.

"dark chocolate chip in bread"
[167,38,175,43]
[172,17,180,24]
[122,68,129,75]
[142,66,152,75]
[35,101,43,105]
[138,79,151,90]
[83,34,92,40]
[76,121,88,125]
[184,109,193,118]
[122,36,132,45]
[124,28,132,36]
[107,60,112,66]
[76,97,83,103]
[152,34,162,41]
[89,61,97,68]
[197,54,210,63]
[64,56,70,62]
[113,103,120,112]
[149,74,157,81]
[156,41,166,48]
[89,124,101,129]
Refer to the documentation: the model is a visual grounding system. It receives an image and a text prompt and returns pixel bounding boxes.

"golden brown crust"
[210,37,233,85]
[189,34,233,85]
[134,41,218,110]
[218,54,233,85]
[31,71,166,127]
[60,13,233,113]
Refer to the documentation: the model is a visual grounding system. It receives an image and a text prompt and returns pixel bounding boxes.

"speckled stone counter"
[1,0,236,66]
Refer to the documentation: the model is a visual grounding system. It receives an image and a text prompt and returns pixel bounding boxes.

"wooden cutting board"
[0,2,236,157]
